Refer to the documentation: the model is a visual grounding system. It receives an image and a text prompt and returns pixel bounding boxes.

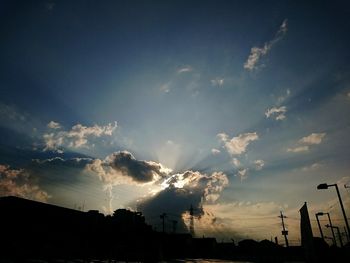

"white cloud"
[211,78,224,87]
[47,121,61,129]
[299,133,326,145]
[231,158,241,167]
[211,148,221,155]
[265,106,287,121]
[287,146,309,153]
[254,159,265,170]
[347,92,350,98]
[244,19,288,71]
[288,133,326,153]
[43,122,117,152]
[217,133,229,142]
[244,46,269,71]
[218,132,259,155]
[138,169,229,234]
[0,164,50,202]
[161,170,228,203]
[177,66,192,74]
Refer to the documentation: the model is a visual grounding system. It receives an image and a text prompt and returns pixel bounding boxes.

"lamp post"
[325,224,343,247]
[316,212,337,246]
[317,183,350,240]
[315,212,324,239]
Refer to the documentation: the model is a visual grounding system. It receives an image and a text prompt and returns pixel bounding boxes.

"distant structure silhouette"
[160,212,167,233]
[279,210,289,247]
[171,219,178,233]
[189,204,195,237]
[0,196,349,262]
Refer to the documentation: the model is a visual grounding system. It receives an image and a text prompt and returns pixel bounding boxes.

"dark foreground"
[0,196,349,262]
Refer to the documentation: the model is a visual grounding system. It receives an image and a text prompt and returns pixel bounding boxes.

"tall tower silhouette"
[189,204,195,237]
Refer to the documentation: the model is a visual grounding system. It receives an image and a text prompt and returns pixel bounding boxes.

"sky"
[1,0,350,244]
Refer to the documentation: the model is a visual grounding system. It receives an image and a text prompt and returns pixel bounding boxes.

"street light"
[317,183,350,240]
[315,212,324,240]
[317,183,328,190]
[325,224,343,247]
[316,212,336,246]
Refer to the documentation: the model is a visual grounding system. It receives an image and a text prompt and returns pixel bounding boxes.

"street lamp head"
[317,183,329,190]
[316,212,324,216]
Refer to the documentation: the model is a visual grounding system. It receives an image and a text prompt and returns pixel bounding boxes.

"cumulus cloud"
[87,151,170,185]
[106,151,170,183]
[217,133,229,142]
[43,122,117,152]
[0,164,49,202]
[254,160,265,171]
[299,133,326,145]
[218,132,259,155]
[244,19,288,71]
[265,106,287,121]
[161,170,228,203]
[138,170,228,233]
[47,121,61,129]
[211,148,221,155]
[288,132,326,153]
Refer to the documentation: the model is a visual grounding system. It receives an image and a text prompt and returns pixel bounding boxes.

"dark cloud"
[137,185,203,233]
[28,157,94,191]
[88,151,169,184]
[137,170,228,233]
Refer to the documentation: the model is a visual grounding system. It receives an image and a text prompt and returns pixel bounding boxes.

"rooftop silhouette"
[0,195,349,262]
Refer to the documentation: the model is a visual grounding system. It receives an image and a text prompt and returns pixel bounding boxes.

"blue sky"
[1,0,350,243]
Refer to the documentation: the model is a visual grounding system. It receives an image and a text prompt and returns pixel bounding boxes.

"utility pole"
[160,213,167,234]
[344,226,350,243]
[171,220,178,233]
[279,211,289,247]
[326,213,337,247]
[326,224,343,247]
[316,212,337,246]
